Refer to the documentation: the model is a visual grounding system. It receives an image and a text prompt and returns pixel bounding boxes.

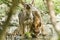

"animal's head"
[20,0,34,10]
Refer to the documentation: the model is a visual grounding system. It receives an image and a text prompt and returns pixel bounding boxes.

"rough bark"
[46,0,60,40]
[0,0,20,40]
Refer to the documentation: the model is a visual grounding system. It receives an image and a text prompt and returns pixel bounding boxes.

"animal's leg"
[19,24,25,36]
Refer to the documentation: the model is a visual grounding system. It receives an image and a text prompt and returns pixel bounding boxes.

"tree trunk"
[46,0,60,40]
[0,0,20,40]
[0,7,13,40]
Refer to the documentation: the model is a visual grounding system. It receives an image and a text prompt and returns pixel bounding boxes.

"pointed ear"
[30,0,34,6]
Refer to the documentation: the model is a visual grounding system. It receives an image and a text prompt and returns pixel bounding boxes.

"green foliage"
[53,0,60,14]
[0,0,3,4]
[25,32,31,38]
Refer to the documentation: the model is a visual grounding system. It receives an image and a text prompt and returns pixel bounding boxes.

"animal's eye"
[26,5,29,7]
